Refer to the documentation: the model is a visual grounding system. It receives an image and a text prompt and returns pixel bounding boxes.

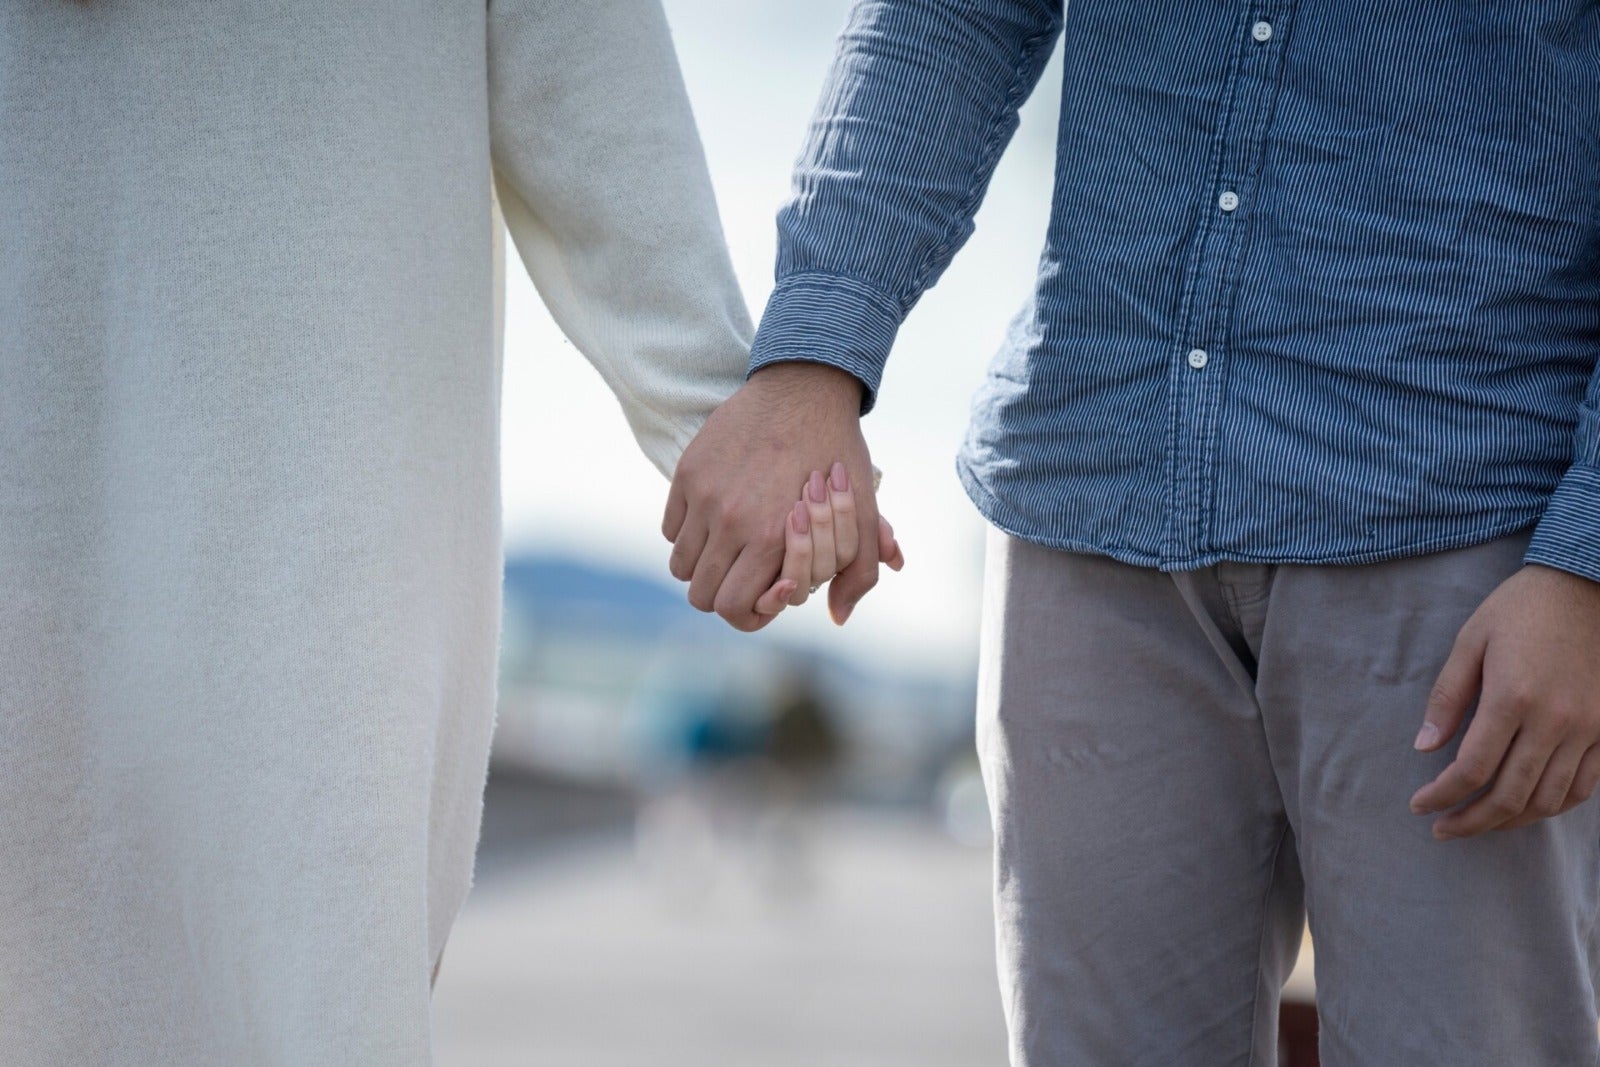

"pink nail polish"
[808,470,827,503]
[830,462,849,492]
[793,501,810,534]
[1414,723,1439,751]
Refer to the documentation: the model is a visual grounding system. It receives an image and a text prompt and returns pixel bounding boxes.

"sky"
[497,1,1064,675]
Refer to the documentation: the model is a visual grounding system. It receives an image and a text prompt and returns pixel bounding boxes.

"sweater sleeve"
[487,0,752,477]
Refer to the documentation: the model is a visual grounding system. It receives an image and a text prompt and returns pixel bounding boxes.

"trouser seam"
[1243,821,1294,1067]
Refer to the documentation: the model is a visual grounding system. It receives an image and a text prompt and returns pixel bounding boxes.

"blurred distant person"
[765,668,842,784]
[752,668,843,898]
[633,658,845,906]
[0,1,892,1062]
[677,3,1600,1065]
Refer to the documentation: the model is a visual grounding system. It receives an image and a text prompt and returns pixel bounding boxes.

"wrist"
[748,360,866,412]
[1524,562,1600,599]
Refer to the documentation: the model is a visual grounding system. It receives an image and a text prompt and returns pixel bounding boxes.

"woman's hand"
[752,462,905,619]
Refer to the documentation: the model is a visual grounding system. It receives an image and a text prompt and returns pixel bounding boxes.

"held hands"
[1411,564,1600,839]
[663,362,893,632]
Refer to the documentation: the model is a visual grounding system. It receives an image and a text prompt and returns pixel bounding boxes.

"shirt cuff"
[1525,464,1600,585]
[747,273,905,415]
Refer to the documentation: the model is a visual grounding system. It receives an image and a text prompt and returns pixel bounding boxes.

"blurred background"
[431,2,1059,1063]
[434,4,1319,1065]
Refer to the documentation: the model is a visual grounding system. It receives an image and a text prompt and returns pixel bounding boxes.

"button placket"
[1163,4,1294,563]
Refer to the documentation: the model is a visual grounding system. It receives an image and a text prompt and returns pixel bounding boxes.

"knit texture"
[0,1,750,1062]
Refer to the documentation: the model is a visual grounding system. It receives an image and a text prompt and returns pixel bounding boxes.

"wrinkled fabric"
[751,0,1600,580]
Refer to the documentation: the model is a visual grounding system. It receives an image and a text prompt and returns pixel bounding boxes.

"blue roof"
[502,552,729,643]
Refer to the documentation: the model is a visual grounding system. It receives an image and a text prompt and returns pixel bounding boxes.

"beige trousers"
[977,528,1600,1066]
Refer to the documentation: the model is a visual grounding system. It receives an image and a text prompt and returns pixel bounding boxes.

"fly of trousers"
[977,527,1600,1066]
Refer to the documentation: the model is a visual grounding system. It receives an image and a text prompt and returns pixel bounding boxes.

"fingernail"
[808,470,827,503]
[1414,722,1439,751]
[830,462,849,492]
[776,580,797,598]
[793,501,810,534]
[1434,829,1458,842]
[1410,801,1430,815]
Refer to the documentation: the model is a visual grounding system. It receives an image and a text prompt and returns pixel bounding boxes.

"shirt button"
[1252,20,1273,42]
[1187,348,1209,370]
[1218,190,1240,212]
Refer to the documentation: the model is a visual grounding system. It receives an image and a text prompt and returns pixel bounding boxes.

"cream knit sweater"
[0,1,751,1062]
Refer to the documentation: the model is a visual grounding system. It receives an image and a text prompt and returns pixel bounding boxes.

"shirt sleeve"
[748,0,1064,412]
[487,0,752,478]
[1526,373,1600,584]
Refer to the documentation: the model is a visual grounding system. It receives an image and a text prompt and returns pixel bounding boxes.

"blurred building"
[491,552,979,809]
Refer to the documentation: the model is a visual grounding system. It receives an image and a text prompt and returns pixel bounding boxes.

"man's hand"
[1411,564,1600,839]
[663,362,882,632]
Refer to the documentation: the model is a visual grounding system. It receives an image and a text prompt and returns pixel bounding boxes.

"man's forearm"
[747,0,1064,411]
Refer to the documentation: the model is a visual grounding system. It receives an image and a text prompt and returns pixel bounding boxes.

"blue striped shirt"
[748,0,1600,581]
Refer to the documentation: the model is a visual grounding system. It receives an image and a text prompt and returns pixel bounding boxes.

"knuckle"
[1541,708,1575,737]
[753,515,783,547]
[1427,681,1459,712]
[1504,688,1540,717]
[1532,795,1564,818]
[1505,758,1541,788]
[1486,794,1523,818]
[1455,758,1493,790]
[718,606,758,633]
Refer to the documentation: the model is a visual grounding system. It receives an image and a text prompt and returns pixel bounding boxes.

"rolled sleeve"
[747,273,905,414]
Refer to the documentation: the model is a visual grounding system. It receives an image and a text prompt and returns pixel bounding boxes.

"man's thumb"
[1417,627,1486,752]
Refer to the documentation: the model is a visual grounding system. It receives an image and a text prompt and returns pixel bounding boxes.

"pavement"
[432,783,1008,1067]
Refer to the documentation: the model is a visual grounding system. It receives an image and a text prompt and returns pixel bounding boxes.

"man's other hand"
[1411,565,1600,839]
